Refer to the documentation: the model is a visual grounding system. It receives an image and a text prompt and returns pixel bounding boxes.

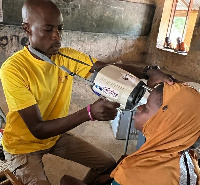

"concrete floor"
[1,68,200,185]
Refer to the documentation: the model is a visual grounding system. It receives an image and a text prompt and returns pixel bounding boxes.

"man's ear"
[22,22,31,35]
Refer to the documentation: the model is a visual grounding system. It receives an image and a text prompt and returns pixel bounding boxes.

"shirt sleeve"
[0,65,37,112]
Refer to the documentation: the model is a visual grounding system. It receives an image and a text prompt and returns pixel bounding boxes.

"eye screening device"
[91,65,150,110]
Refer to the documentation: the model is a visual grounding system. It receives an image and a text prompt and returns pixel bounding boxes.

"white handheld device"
[91,65,147,110]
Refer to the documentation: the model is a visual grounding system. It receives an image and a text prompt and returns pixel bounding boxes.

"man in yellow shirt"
[0,0,173,185]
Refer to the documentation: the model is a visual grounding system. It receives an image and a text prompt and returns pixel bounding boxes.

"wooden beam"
[167,0,179,37]
[175,10,198,16]
[182,0,193,39]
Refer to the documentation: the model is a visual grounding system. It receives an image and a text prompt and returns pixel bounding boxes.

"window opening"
[157,0,200,55]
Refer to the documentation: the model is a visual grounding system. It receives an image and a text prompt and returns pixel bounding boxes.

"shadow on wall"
[2,0,155,37]
[113,38,148,63]
[61,31,148,63]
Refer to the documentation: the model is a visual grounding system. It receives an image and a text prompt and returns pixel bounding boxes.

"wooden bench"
[0,169,22,185]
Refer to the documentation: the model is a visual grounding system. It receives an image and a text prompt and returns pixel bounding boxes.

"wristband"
[87,105,95,121]
[143,65,160,80]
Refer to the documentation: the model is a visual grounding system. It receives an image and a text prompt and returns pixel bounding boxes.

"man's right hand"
[90,98,120,121]
[147,69,179,88]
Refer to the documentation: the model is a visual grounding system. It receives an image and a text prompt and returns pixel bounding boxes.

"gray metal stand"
[124,110,134,155]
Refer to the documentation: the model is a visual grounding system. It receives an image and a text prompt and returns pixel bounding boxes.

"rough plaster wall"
[146,0,200,82]
[0,25,148,66]
[0,0,155,66]
[61,31,148,63]
[55,0,155,36]
[0,25,29,64]
[2,0,155,36]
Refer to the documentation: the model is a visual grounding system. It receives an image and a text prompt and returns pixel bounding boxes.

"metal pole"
[124,110,134,155]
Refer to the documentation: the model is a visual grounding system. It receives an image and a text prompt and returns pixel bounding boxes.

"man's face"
[133,90,161,131]
[28,7,63,57]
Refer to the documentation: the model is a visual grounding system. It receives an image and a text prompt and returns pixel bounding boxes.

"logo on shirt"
[58,76,68,83]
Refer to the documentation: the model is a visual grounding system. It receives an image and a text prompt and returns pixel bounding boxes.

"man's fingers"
[90,98,120,121]
[147,73,177,88]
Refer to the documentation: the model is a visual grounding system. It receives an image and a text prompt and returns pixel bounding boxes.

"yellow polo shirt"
[0,46,96,154]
